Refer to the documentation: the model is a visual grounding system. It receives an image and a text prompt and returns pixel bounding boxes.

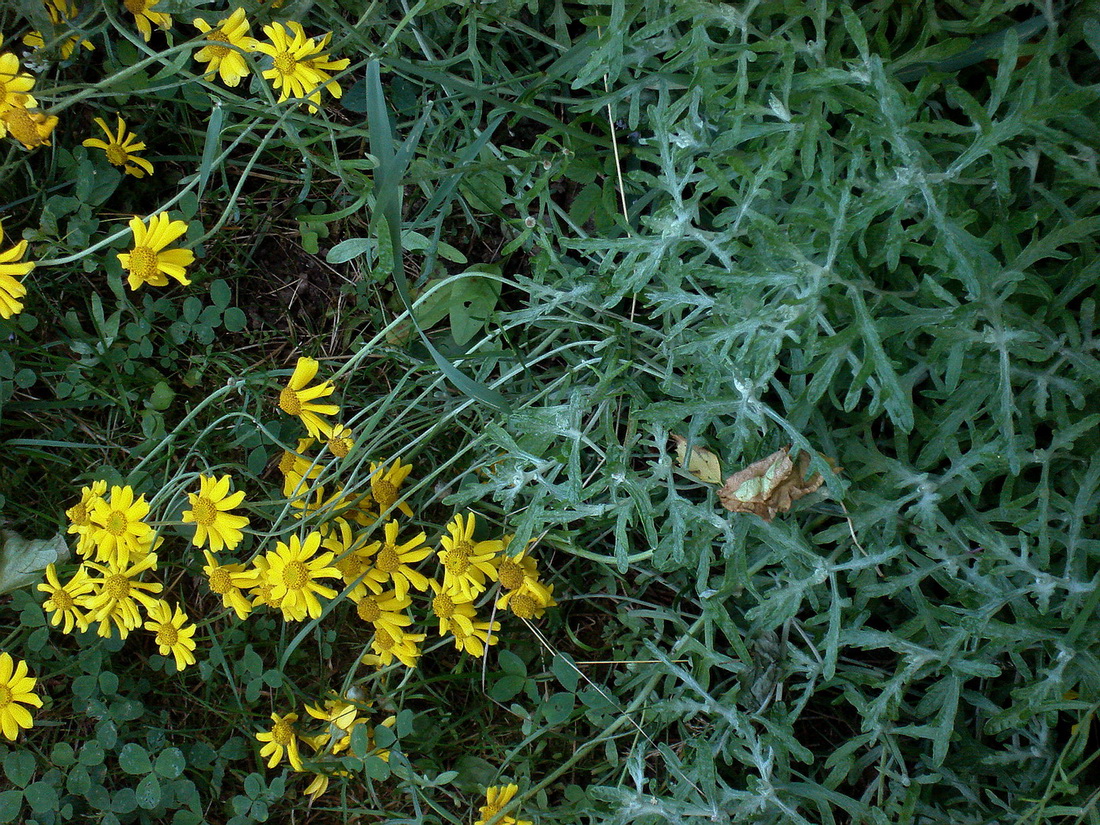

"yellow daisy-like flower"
[65,480,107,557]
[87,484,153,568]
[117,212,195,292]
[201,551,253,620]
[143,600,197,671]
[123,0,172,42]
[497,581,557,621]
[182,474,250,553]
[352,589,413,641]
[437,513,503,602]
[264,531,341,622]
[193,8,257,87]
[326,424,355,459]
[363,625,424,670]
[297,727,358,800]
[254,21,349,112]
[0,220,34,320]
[322,519,373,601]
[23,0,96,58]
[82,116,154,178]
[427,578,473,631]
[450,615,500,657]
[303,769,332,801]
[491,530,552,622]
[369,458,414,518]
[38,563,94,634]
[2,107,58,150]
[241,555,280,610]
[361,521,431,599]
[475,784,532,825]
[494,537,554,604]
[277,357,339,439]
[0,652,43,742]
[83,552,163,639]
[256,712,304,770]
[304,697,360,743]
[0,53,38,119]
[279,438,328,500]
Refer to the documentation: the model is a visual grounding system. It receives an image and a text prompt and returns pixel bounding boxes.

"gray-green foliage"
[457,1,1100,821]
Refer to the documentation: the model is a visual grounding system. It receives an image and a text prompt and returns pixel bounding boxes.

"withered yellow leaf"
[718,446,832,522]
[670,434,723,485]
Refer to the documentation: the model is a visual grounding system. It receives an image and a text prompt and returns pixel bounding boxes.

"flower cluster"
[47,469,254,671]
[0,5,353,311]
[125,3,350,109]
[35,356,558,806]
[43,483,197,671]
[272,357,554,673]
[255,695,395,801]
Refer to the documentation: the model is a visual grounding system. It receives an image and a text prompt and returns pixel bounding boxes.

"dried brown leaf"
[718,446,830,522]
[669,434,723,485]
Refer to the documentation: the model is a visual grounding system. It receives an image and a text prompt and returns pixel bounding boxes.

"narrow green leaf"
[364,60,510,412]
[197,102,224,201]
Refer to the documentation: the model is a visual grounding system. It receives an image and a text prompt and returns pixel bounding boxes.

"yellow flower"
[326,424,354,458]
[493,537,553,628]
[369,457,413,518]
[0,652,43,742]
[2,107,57,150]
[437,513,503,602]
[254,21,349,112]
[303,770,331,801]
[182,474,250,553]
[297,726,356,800]
[449,615,499,657]
[38,563,94,634]
[143,600,197,671]
[304,697,360,742]
[277,357,339,439]
[23,0,95,57]
[428,578,474,635]
[256,712,304,770]
[361,520,431,599]
[494,537,554,604]
[87,484,153,568]
[193,8,257,87]
[82,116,153,178]
[0,53,37,118]
[279,440,319,490]
[123,0,172,42]
[352,589,412,641]
[264,531,341,621]
[242,554,280,610]
[83,552,163,639]
[363,625,424,670]
[430,580,499,656]
[117,212,195,291]
[201,551,253,620]
[0,219,34,320]
[323,519,373,601]
[496,581,556,621]
[475,784,532,825]
[65,480,107,557]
